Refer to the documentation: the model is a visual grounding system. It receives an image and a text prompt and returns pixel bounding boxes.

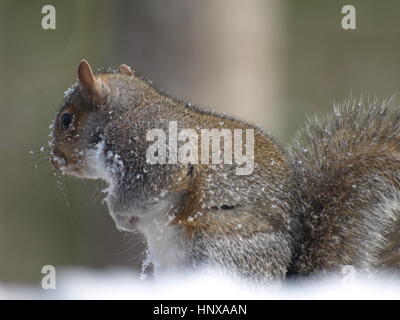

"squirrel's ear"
[117,64,134,76]
[78,60,109,106]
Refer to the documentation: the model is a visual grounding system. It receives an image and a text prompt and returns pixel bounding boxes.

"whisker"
[117,234,145,256]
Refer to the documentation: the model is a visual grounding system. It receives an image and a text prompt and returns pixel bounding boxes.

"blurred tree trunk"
[111,0,284,136]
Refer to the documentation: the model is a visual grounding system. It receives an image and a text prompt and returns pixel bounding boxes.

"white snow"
[1,268,400,300]
[63,84,77,98]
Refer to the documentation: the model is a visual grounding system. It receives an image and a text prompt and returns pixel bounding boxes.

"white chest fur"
[135,202,188,275]
[83,141,189,274]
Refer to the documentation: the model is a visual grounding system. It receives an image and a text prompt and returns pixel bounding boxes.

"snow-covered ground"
[1,267,399,300]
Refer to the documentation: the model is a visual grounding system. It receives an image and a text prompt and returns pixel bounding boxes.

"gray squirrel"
[50,60,400,283]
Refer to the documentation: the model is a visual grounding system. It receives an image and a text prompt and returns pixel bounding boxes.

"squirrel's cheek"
[76,162,103,180]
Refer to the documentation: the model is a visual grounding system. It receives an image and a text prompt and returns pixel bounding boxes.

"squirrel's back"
[289,97,400,276]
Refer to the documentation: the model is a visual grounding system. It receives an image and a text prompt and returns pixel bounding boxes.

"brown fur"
[50,62,400,282]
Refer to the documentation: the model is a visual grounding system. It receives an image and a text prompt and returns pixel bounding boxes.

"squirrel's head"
[50,60,134,178]
[50,60,193,230]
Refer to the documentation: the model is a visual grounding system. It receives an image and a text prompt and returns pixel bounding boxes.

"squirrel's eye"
[60,113,74,131]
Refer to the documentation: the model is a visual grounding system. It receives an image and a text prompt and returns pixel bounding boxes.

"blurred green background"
[1,0,400,284]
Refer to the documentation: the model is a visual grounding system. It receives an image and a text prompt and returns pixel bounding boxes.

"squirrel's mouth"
[63,165,86,178]
[51,152,84,178]
[59,163,104,180]
[51,148,102,180]
[112,214,140,231]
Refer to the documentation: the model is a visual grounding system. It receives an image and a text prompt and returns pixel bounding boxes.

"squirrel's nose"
[51,148,67,169]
